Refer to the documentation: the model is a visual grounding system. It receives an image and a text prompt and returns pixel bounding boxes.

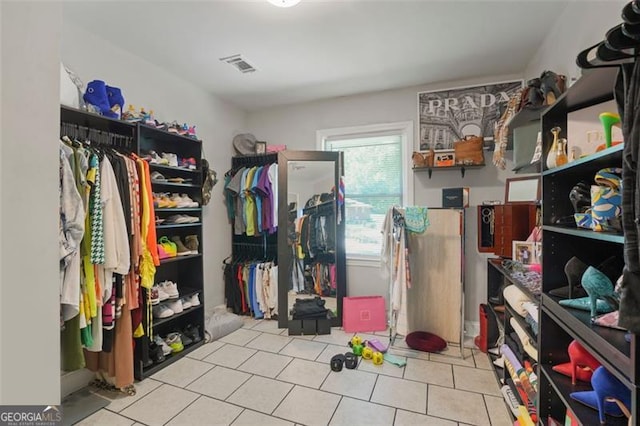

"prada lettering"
[422,92,511,114]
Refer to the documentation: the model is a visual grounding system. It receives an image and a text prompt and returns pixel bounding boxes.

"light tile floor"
[83,320,511,425]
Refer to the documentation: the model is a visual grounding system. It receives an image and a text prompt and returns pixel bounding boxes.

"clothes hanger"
[622,22,640,40]
[576,41,639,69]
[605,24,640,50]
[623,1,640,24]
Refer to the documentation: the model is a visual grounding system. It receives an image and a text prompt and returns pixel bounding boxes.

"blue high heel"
[581,266,618,319]
[570,366,631,423]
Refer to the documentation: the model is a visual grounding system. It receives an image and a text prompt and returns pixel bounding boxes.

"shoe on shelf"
[181,296,192,309]
[166,121,181,134]
[150,287,160,305]
[164,332,184,353]
[155,216,165,225]
[187,125,197,139]
[152,304,174,319]
[149,342,166,363]
[151,171,167,182]
[162,152,179,168]
[179,331,193,346]
[157,244,172,260]
[179,123,189,136]
[190,293,201,307]
[184,324,202,343]
[158,236,177,258]
[146,150,169,165]
[185,235,199,253]
[153,335,173,356]
[166,299,184,314]
[171,236,194,256]
[180,194,199,208]
[122,104,141,122]
[165,214,199,224]
[167,177,193,184]
[160,280,180,299]
[142,109,156,127]
[152,284,170,303]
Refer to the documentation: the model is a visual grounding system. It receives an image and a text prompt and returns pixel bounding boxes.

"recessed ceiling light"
[267,0,301,8]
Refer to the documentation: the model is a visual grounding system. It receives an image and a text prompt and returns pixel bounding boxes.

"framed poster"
[418,80,523,151]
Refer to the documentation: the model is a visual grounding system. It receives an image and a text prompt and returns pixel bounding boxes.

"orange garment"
[140,160,159,267]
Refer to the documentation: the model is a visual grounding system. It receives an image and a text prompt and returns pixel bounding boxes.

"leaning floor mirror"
[277,150,346,329]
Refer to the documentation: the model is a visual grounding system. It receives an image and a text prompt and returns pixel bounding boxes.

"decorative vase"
[546,126,561,169]
[599,112,621,149]
[555,138,568,166]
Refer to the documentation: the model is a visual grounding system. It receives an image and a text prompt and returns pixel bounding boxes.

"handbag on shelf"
[411,150,434,168]
[453,135,484,165]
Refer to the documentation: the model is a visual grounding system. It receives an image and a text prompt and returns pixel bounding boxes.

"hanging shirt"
[268,164,278,231]
[227,167,246,235]
[252,166,264,234]
[244,167,258,236]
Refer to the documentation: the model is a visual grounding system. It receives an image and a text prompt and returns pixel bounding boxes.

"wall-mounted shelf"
[412,163,485,178]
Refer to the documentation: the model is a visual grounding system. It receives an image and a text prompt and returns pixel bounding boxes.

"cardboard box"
[442,187,469,208]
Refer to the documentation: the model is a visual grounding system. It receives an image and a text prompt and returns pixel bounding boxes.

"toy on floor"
[362,347,373,360]
[372,351,384,365]
[365,338,388,353]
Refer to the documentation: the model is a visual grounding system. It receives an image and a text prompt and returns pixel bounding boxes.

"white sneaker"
[181,297,192,310]
[162,152,178,167]
[153,284,170,302]
[161,280,179,299]
[153,304,174,319]
[166,299,183,314]
[154,335,172,356]
[180,194,199,208]
[190,293,201,307]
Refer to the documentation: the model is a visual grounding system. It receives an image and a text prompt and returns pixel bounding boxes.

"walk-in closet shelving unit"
[135,123,205,379]
[486,258,540,420]
[537,67,637,425]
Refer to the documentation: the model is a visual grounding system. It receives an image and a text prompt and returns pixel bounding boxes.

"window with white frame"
[318,122,413,259]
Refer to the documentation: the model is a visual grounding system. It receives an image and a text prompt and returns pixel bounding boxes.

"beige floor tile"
[186,366,252,400]
[386,346,429,360]
[404,358,454,387]
[273,385,341,426]
[472,350,493,371]
[76,409,134,426]
[427,385,490,425]
[251,319,285,334]
[99,378,162,412]
[394,410,457,426]
[227,376,293,414]
[241,317,262,329]
[453,365,501,396]
[321,368,378,400]
[151,357,214,388]
[329,397,395,426]
[220,328,262,346]
[358,355,406,378]
[186,340,225,360]
[281,330,315,339]
[429,347,475,367]
[315,344,350,364]
[276,358,330,389]
[484,394,512,426]
[246,333,292,353]
[202,344,257,368]
[232,410,294,426]
[370,375,427,414]
[166,395,242,426]
[120,384,198,426]
[238,351,293,378]
[313,328,352,346]
[279,339,327,360]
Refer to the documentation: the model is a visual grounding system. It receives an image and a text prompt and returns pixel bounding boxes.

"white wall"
[60,21,248,308]
[525,1,627,81]
[247,75,522,324]
[0,2,62,404]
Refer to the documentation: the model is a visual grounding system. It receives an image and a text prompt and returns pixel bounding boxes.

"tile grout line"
[268,383,297,418]
[481,393,494,426]
[160,394,203,426]
[326,395,344,426]
[368,372,380,403]
[106,380,164,415]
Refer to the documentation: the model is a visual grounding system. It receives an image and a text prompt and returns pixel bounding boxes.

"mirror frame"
[277,150,346,329]
[505,175,541,204]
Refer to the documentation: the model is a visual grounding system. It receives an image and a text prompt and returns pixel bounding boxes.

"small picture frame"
[255,141,267,155]
[512,240,541,265]
[434,149,455,167]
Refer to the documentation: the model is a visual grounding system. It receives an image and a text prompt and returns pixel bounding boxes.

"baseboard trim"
[464,320,479,339]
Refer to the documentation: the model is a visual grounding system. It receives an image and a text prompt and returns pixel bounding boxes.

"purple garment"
[256,163,273,233]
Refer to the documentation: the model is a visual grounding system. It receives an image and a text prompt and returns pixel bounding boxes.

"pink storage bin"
[343,296,386,333]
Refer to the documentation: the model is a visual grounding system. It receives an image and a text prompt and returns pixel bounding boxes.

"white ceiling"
[63,0,570,111]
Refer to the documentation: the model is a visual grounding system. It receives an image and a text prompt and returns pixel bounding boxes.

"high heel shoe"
[549,256,588,299]
[581,266,618,319]
[570,366,631,423]
[540,70,567,106]
[599,112,621,149]
[552,340,600,385]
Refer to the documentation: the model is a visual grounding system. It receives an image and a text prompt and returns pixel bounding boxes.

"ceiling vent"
[220,54,256,74]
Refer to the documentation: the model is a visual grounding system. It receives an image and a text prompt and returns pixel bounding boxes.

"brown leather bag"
[412,150,434,168]
[454,136,484,165]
